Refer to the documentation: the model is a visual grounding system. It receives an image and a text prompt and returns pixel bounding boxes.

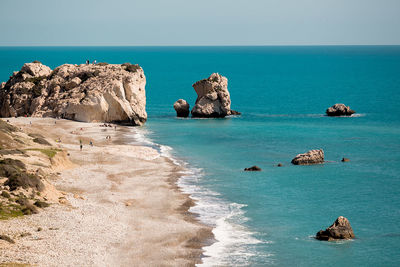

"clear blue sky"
[1,0,399,46]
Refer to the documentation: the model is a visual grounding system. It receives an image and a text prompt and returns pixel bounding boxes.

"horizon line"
[0,44,400,48]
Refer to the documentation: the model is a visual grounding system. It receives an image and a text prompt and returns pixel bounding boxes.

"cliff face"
[0,62,147,126]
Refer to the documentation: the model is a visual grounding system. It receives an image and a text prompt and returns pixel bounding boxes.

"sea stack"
[0,62,147,126]
[291,149,324,165]
[191,73,239,118]
[316,216,355,241]
[326,104,355,116]
[173,99,190,117]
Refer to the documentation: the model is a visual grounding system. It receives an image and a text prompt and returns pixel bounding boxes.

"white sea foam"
[127,127,269,266]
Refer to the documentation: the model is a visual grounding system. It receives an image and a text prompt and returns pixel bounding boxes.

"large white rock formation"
[0,62,147,126]
[191,73,239,118]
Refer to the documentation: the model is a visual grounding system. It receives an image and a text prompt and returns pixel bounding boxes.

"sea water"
[0,46,399,266]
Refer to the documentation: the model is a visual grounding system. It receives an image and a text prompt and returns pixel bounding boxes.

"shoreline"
[0,117,213,266]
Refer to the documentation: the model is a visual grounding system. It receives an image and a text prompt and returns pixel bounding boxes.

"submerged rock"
[191,73,239,118]
[173,99,190,117]
[326,104,355,116]
[316,216,355,241]
[0,62,147,126]
[291,149,324,165]
[244,165,262,171]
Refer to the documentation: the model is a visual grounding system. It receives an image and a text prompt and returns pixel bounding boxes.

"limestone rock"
[0,62,147,126]
[316,216,355,241]
[291,149,324,165]
[244,165,262,171]
[173,99,190,117]
[342,158,350,162]
[21,62,52,77]
[326,104,355,116]
[191,73,239,118]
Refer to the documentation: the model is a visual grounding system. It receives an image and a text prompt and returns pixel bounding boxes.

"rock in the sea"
[191,73,239,118]
[244,165,262,171]
[291,149,324,165]
[316,216,355,241]
[0,62,147,126]
[326,104,355,116]
[341,158,350,162]
[230,110,241,115]
[173,99,190,117]
[277,163,283,167]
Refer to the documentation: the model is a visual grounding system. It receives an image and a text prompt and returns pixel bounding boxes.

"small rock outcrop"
[191,73,239,118]
[341,158,350,162]
[316,216,355,241]
[244,166,262,171]
[291,149,324,165]
[173,99,190,117]
[0,62,147,126]
[326,104,355,116]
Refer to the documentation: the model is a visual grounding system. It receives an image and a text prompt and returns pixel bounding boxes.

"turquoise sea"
[1,46,400,266]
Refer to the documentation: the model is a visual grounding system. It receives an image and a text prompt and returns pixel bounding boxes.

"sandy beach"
[0,117,212,266]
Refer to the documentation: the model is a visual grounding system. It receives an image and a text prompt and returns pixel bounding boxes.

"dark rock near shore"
[316,216,355,241]
[277,163,283,167]
[326,104,355,116]
[229,110,241,115]
[341,158,350,162]
[244,165,262,171]
[291,149,324,165]
[173,99,190,117]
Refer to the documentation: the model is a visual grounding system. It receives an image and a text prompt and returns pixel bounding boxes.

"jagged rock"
[342,158,350,162]
[0,62,147,126]
[191,73,239,118]
[21,62,52,77]
[291,149,324,165]
[326,104,355,116]
[173,99,190,117]
[244,165,262,171]
[230,110,241,115]
[316,216,355,241]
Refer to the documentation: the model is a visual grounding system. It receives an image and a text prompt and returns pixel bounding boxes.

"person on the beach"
[89,140,93,146]
[86,59,89,64]
[80,139,83,151]
[93,60,96,64]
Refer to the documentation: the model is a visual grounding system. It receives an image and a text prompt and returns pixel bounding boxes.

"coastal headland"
[0,117,212,266]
